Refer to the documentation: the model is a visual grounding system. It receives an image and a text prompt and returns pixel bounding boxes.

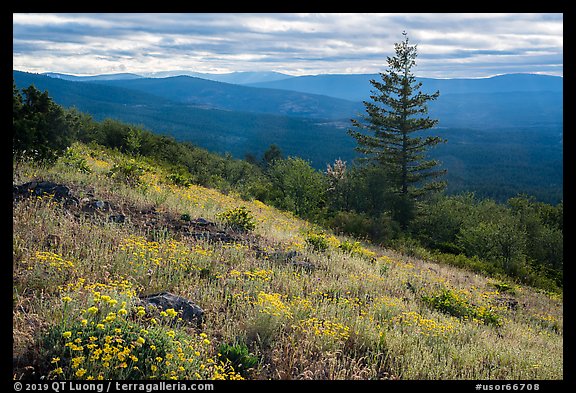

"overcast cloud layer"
[12,13,563,78]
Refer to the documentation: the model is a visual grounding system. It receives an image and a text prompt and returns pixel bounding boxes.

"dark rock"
[82,199,112,213]
[495,296,519,311]
[291,260,316,272]
[189,231,235,243]
[13,180,79,206]
[14,181,71,200]
[190,218,214,227]
[141,208,159,215]
[109,214,126,223]
[139,292,204,326]
[268,250,301,262]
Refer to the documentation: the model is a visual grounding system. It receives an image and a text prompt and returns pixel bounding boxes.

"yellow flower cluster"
[297,317,350,341]
[310,290,366,310]
[355,247,377,260]
[251,199,268,210]
[255,292,293,319]
[211,362,245,380]
[119,235,212,273]
[288,296,314,313]
[85,156,113,171]
[59,277,138,299]
[29,251,75,272]
[378,255,394,263]
[325,234,341,249]
[222,242,251,252]
[49,279,243,380]
[339,240,377,261]
[229,269,273,282]
[391,311,456,337]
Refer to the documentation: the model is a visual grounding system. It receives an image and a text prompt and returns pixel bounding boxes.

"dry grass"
[12,143,563,380]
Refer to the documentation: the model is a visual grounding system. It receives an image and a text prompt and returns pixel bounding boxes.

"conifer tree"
[349,32,446,228]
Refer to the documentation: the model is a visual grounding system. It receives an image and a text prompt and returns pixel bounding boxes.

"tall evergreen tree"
[348,32,446,228]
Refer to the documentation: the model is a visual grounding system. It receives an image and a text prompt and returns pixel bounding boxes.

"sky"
[12,13,563,79]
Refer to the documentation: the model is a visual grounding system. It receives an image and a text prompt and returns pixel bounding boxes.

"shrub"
[338,240,377,261]
[60,147,92,174]
[338,239,361,254]
[40,283,243,380]
[167,172,193,188]
[391,236,432,260]
[268,157,327,219]
[431,252,504,277]
[422,288,502,327]
[216,206,256,232]
[434,241,464,255]
[107,159,146,187]
[217,342,259,378]
[490,281,517,295]
[13,84,78,163]
[330,211,372,239]
[305,232,330,252]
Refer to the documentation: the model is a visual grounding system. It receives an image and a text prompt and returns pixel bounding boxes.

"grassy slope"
[13,143,563,380]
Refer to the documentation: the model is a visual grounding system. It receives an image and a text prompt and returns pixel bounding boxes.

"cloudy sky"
[12,13,563,78]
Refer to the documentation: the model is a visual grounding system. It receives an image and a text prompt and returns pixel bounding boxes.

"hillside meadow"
[13,143,563,380]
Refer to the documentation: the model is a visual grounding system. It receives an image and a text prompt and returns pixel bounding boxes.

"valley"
[13,70,563,203]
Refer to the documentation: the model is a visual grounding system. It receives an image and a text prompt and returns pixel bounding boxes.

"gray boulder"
[138,292,204,327]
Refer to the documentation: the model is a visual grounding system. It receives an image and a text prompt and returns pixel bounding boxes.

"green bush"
[167,172,193,188]
[330,211,372,239]
[329,211,400,245]
[432,252,504,277]
[13,84,79,163]
[391,237,432,260]
[268,157,327,219]
[217,342,259,378]
[60,148,92,174]
[38,287,241,380]
[305,232,330,252]
[216,206,256,232]
[107,159,145,187]
[490,281,517,295]
[338,239,361,254]
[422,288,502,327]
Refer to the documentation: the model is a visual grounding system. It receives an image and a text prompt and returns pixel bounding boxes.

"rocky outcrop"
[13,181,78,206]
[138,292,204,327]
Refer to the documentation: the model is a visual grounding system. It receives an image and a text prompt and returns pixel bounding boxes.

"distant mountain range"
[14,71,355,167]
[42,72,143,82]
[39,70,563,129]
[138,70,292,84]
[43,70,293,85]
[81,75,364,120]
[247,72,563,101]
[15,70,563,203]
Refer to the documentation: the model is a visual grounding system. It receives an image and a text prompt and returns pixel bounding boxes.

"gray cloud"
[12,13,563,78]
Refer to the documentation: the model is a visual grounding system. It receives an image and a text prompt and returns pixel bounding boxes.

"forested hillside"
[13,84,563,292]
[13,70,563,204]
